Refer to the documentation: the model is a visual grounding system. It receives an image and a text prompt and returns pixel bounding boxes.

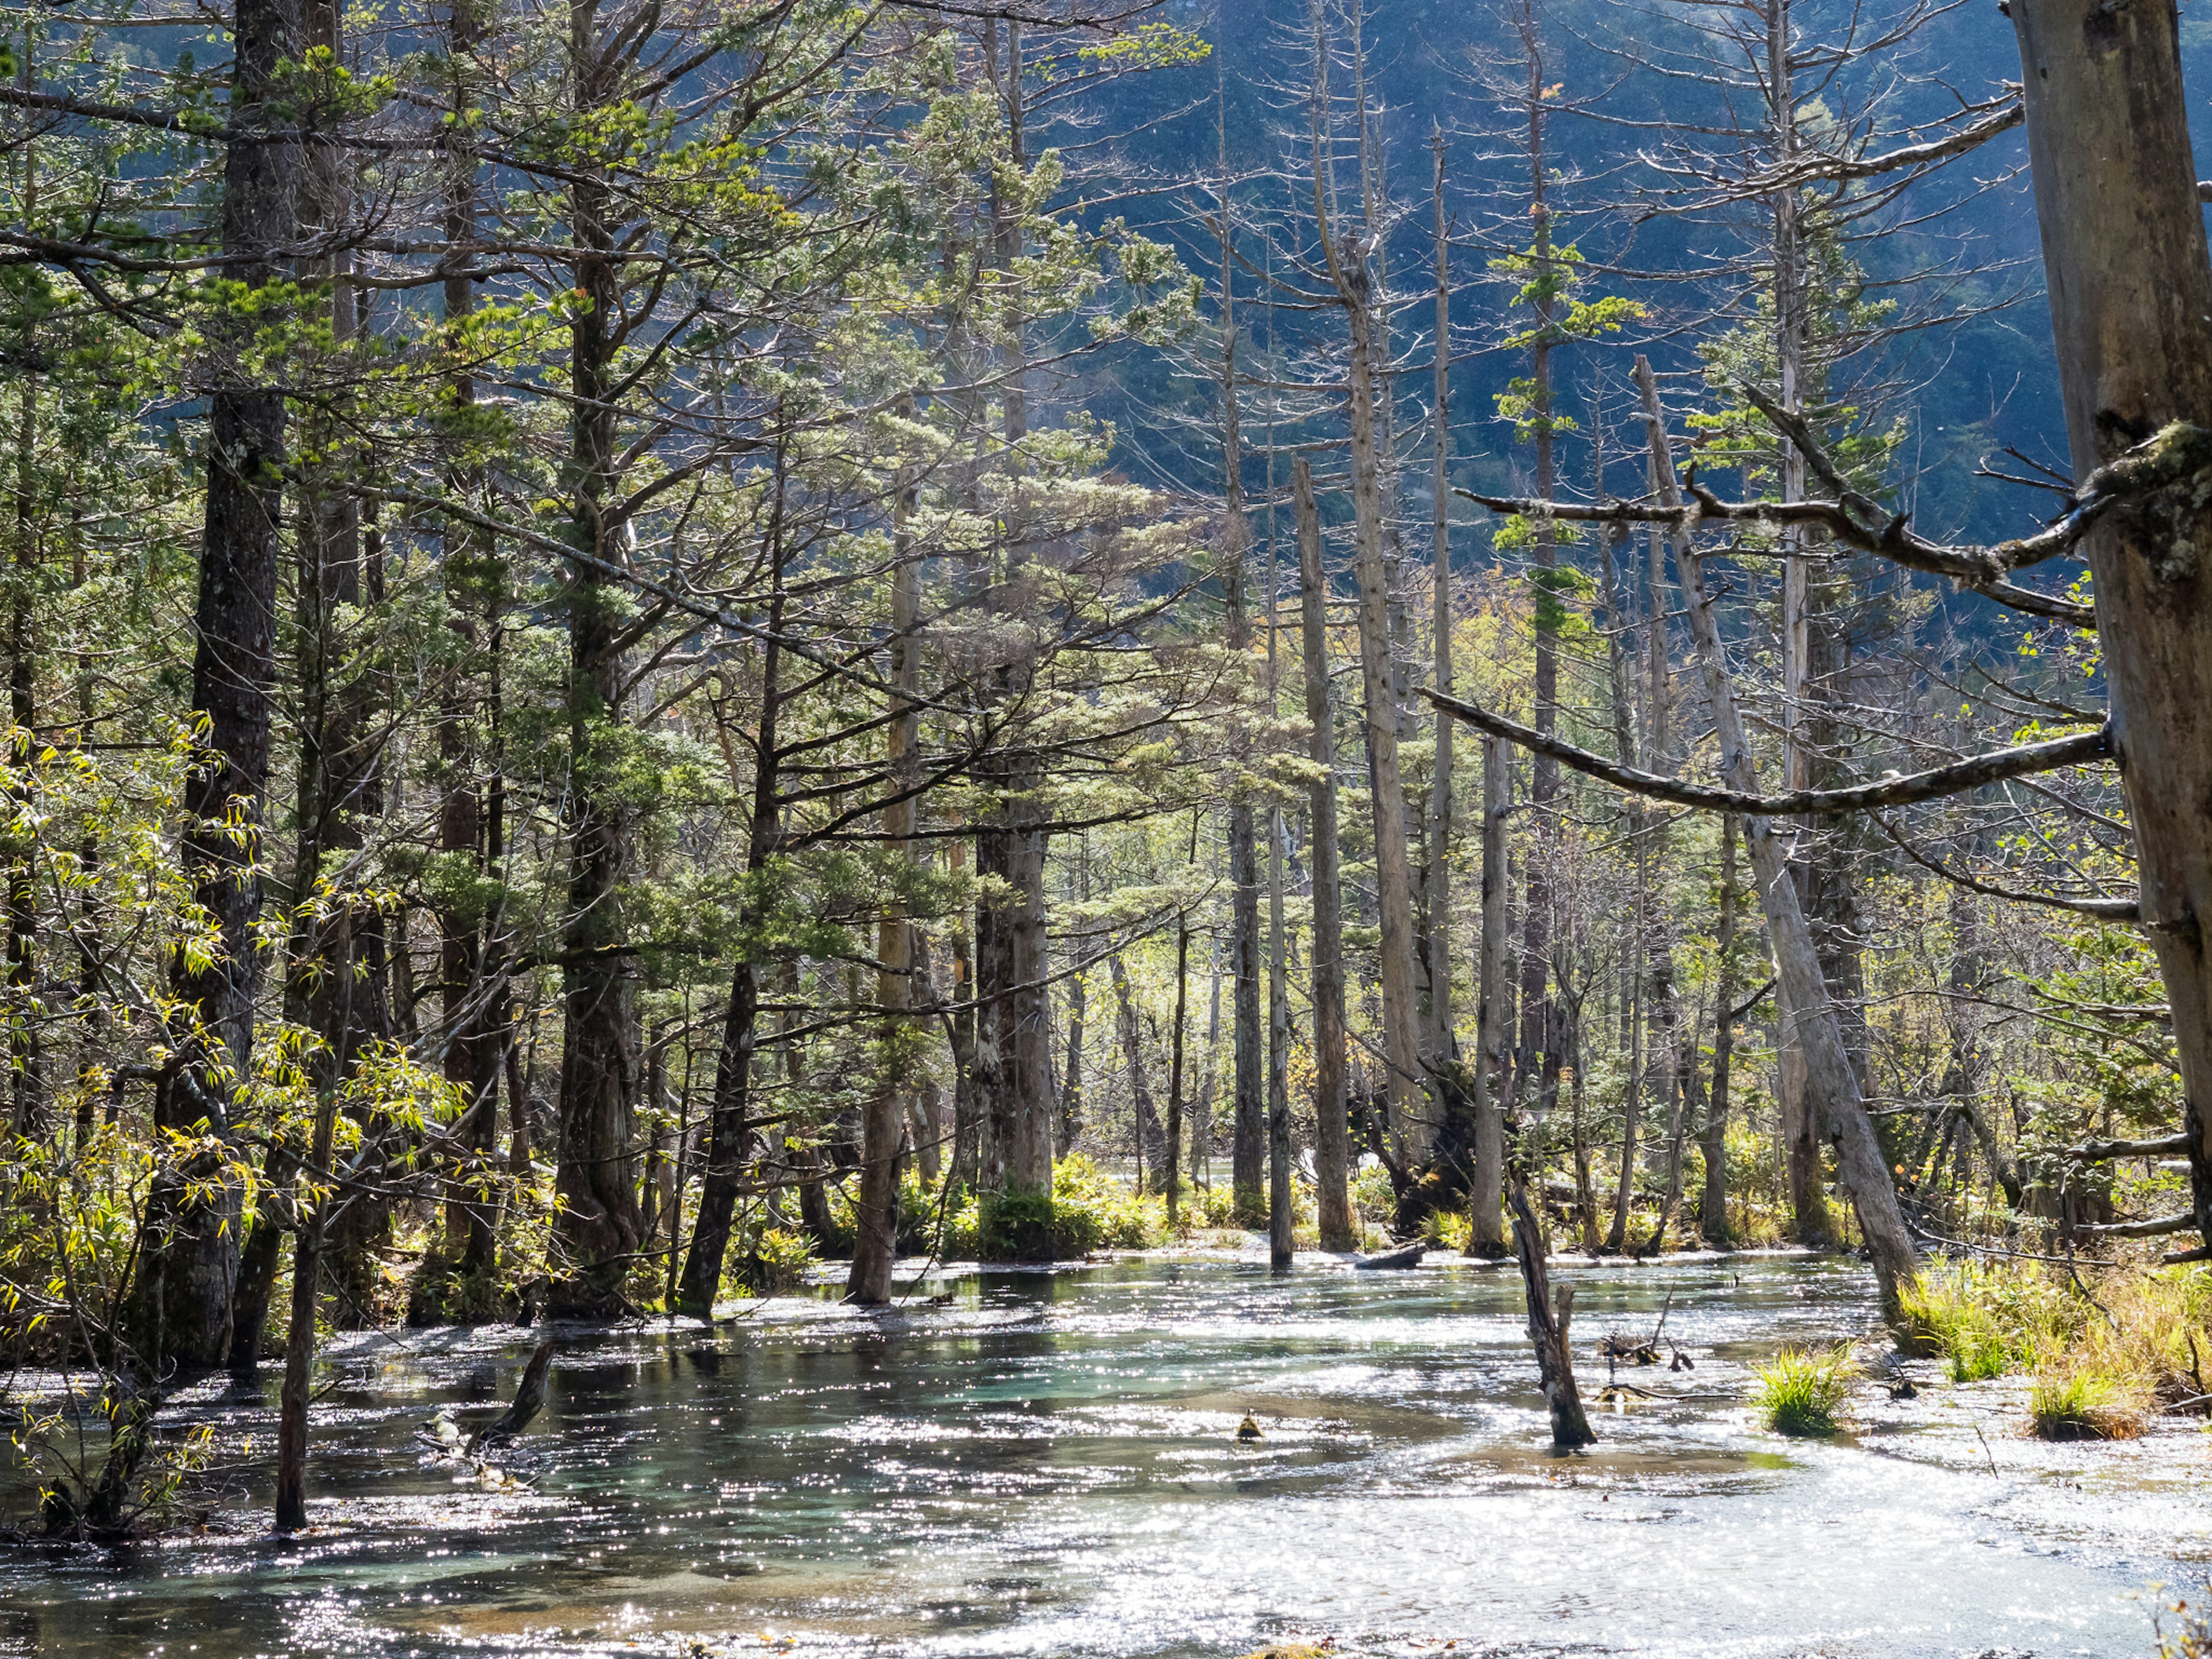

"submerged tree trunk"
[274,1086,339,1532]
[1508,1175,1595,1449]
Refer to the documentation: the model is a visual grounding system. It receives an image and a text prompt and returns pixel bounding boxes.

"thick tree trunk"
[548,10,642,1318]
[2009,0,2212,1244]
[438,0,499,1288]
[1633,358,1918,1320]
[1344,283,1427,1168]
[1296,461,1355,1249]
[144,0,304,1373]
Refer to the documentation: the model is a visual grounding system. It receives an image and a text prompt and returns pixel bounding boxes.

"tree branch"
[1421,689,2113,818]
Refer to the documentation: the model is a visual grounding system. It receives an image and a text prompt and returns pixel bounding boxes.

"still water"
[3,1253,2204,1658]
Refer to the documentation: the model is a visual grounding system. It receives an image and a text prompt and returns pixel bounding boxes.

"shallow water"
[2,1253,2203,1658]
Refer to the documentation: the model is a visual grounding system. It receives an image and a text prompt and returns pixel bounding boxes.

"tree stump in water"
[469,1339,554,1456]
[1509,1176,1596,1449]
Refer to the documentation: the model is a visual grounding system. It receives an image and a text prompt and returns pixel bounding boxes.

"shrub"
[1422,1208,1473,1253]
[938,1155,1166,1262]
[1754,1345,1858,1436]
[1352,1161,1396,1228]
[740,1226,820,1294]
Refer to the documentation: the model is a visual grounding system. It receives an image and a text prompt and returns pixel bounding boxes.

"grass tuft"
[2027,1366,2147,1441]
[1753,1344,1858,1436]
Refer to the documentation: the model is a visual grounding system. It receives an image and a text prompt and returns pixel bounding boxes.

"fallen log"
[1353,1243,1427,1270]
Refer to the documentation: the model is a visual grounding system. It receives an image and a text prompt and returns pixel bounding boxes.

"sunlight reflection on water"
[2,1253,2201,1658]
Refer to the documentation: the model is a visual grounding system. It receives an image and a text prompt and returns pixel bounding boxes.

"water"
[3,1253,2204,1658]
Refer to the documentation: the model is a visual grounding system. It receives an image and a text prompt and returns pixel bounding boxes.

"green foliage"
[1897,1261,2075,1381]
[1754,1346,1858,1435]
[741,1226,821,1294]
[942,1156,1164,1261]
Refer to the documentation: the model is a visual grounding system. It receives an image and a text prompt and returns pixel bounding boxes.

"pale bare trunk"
[1634,357,1917,1319]
[1296,460,1354,1248]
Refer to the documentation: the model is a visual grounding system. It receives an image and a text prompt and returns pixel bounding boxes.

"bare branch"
[1422,688,2113,818]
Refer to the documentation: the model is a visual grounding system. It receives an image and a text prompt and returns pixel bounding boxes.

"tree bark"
[2009,0,2212,1247]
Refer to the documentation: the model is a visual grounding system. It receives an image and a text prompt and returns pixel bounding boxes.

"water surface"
[3,1253,2201,1658]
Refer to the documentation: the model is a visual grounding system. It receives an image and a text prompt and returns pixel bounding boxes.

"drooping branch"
[1421,688,2113,818]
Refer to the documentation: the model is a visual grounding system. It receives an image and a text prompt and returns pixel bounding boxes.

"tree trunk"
[1465,734,1508,1252]
[145,0,305,1373]
[549,7,643,1318]
[1633,357,1918,1320]
[274,1085,339,1532]
[2009,0,2212,1246]
[1700,814,1740,1243]
[849,487,921,1305]
[1296,460,1355,1249]
[1268,802,1294,1268]
[675,579,782,1315]
[1426,131,1456,1070]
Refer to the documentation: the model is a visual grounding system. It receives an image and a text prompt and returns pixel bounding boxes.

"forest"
[4,0,2212,1647]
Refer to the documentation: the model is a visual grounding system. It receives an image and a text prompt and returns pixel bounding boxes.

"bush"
[2028,1366,2147,1440]
[1422,1208,1473,1252]
[1754,1345,1858,1436]
[940,1155,1166,1262]
[1352,1161,1397,1228]
[739,1226,820,1294]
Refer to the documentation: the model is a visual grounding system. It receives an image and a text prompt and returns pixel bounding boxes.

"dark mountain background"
[1060,0,2212,575]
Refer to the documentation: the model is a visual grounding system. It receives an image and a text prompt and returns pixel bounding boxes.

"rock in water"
[468,1339,555,1455]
